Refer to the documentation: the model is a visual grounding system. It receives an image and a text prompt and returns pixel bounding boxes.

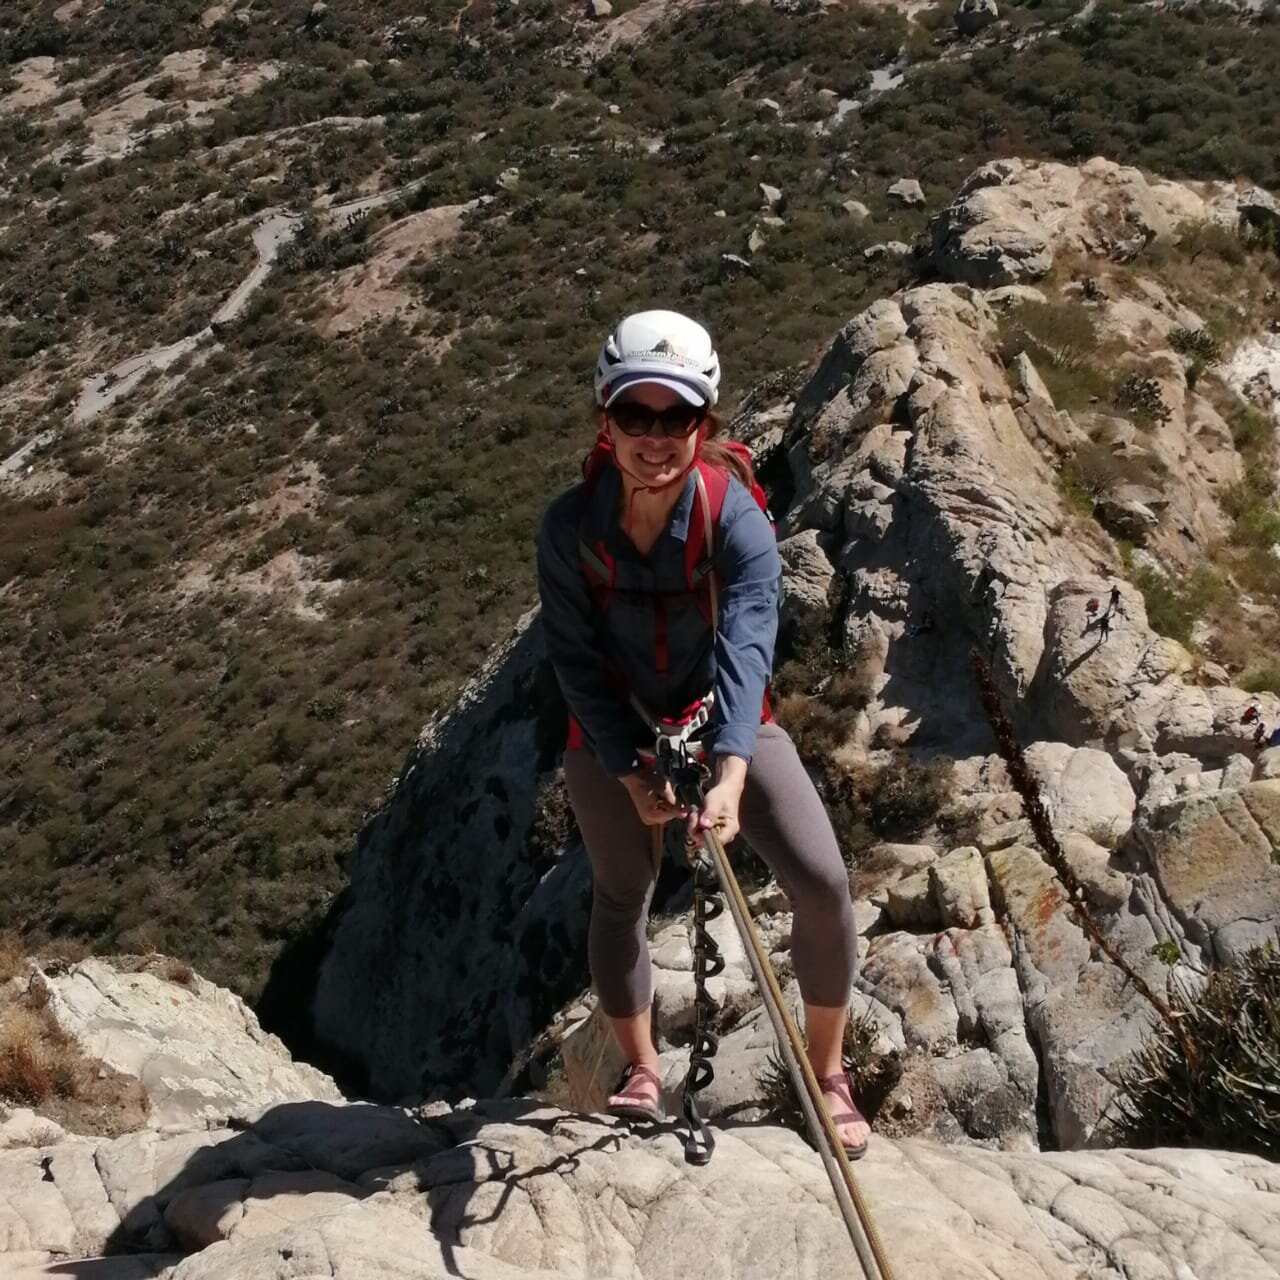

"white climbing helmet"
[593,309,721,409]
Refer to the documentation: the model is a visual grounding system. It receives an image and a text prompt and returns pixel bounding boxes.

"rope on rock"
[660,741,895,1280]
[696,822,896,1280]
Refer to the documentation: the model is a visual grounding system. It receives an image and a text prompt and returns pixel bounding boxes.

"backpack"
[577,430,771,638]
[567,431,773,745]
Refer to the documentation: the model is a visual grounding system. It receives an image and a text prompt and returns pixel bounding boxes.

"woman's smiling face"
[605,382,702,491]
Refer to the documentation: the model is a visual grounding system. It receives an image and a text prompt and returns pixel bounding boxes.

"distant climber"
[1109,585,1122,613]
[1086,597,1100,619]
[1254,722,1269,748]
[1242,705,1261,726]
[1271,726,1280,749]
[1098,610,1112,643]
[536,308,869,1158]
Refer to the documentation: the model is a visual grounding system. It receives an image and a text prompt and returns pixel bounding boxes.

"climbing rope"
[656,739,896,1280]
[697,820,896,1280]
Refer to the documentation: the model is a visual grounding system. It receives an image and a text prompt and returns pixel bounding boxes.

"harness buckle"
[637,692,713,808]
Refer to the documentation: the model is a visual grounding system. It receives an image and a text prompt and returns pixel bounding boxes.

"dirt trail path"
[70,182,432,428]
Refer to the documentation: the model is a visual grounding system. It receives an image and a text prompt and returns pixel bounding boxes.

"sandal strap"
[615,1063,661,1093]
[817,1071,864,1125]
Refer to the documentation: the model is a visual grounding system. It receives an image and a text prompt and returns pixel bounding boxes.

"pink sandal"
[607,1063,665,1123]
[817,1071,871,1159]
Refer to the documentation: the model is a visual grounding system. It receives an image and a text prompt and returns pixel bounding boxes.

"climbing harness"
[651,733,896,1280]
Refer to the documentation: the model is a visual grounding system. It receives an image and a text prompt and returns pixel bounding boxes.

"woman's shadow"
[60,1096,625,1278]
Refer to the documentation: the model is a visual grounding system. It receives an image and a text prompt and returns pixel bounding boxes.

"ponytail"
[698,412,753,488]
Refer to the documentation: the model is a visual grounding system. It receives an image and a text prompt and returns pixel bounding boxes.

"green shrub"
[1221,479,1280,552]
[1241,664,1280,696]
[1169,326,1220,362]
[1061,440,1166,502]
[868,753,955,839]
[1133,562,1229,648]
[1107,944,1280,1158]
[1224,401,1276,461]
[1114,371,1171,426]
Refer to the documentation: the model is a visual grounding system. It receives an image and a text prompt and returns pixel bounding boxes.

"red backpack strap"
[686,460,731,627]
[719,440,773,527]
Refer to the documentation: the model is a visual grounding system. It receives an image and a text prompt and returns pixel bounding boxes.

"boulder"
[1024,742,1136,847]
[1094,485,1164,543]
[842,198,870,219]
[1132,783,1280,963]
[864,240,911,260]
[929,846,991,928]
[860,932,959,1051]
[985,844,1162,1147]
[759,182,783,207]
[587,0,611,16]
[0,1108,67,1150]
[40,958,341,1129]
[928,158,1217,287]
[777,529,835,633]
[1010,351,1053,405]
[955,0,998,36]
[887,178,925,206]
[882,866,933,928]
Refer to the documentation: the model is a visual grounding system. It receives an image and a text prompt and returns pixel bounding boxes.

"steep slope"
[4,0,1280,1002]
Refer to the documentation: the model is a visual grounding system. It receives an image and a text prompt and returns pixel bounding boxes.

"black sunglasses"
[608,401,706,438]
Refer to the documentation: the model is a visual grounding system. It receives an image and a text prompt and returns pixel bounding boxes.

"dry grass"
[0,933,24,984]
[0,978,149,1137]
[528,1057,578,1111]
[757,1008,901,1130]
[0,1004,89,1107]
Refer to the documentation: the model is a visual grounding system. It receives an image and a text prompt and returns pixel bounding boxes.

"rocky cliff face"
[309,157,1280,1155]
[3,954,1278,1280]
[309,612,592,1100]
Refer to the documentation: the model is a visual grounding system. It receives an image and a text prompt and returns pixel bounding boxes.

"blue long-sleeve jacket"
[537,461,781,777]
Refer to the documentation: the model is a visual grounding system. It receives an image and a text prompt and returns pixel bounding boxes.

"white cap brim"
[603,373,707,409]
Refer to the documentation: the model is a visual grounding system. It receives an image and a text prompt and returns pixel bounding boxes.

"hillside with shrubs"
[1,0,1278,1022]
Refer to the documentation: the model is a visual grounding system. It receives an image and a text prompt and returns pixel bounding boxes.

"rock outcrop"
[310,157,1280,1154]
[41,958,341,1128]
[311,611,591,1100]
[927,157,1244,287]
[5,961,1279,1280]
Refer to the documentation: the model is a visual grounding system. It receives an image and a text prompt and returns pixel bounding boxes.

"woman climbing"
[536,309,870,1158]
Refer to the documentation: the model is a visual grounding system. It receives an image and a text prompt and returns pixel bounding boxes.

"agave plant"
[1106,943,1280,1159]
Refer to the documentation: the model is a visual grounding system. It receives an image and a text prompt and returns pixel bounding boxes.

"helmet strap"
[606,421,702,543]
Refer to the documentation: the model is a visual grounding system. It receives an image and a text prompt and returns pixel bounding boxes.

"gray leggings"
[563,722,857,1018]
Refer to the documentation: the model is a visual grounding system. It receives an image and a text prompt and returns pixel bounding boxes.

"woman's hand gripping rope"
[684,755,746,847]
